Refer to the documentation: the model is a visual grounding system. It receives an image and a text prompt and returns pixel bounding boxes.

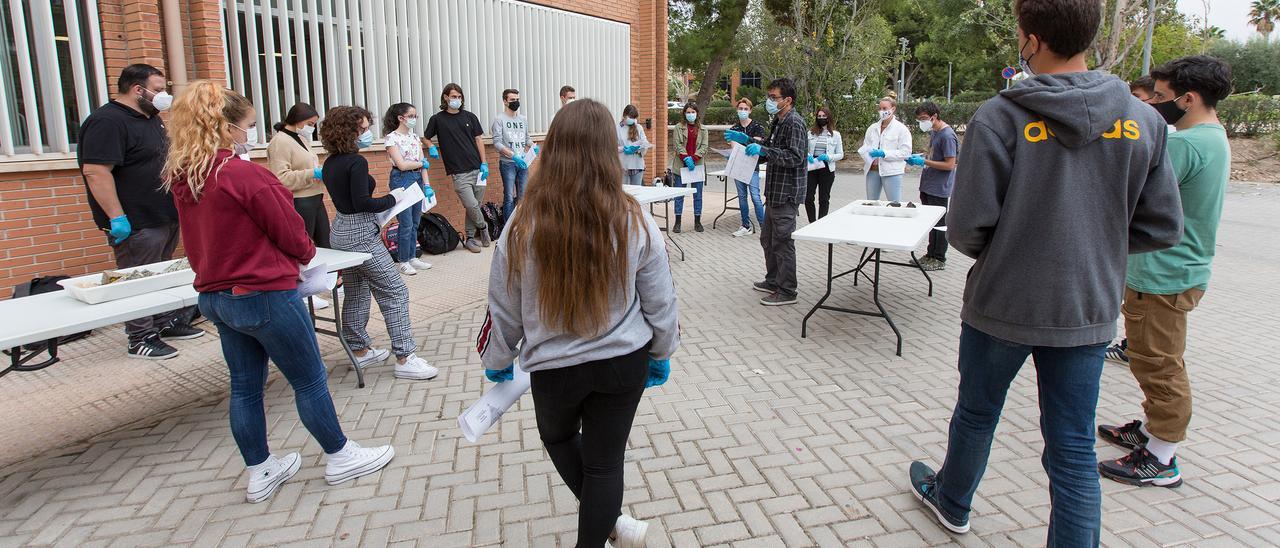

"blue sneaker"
[909,461,971,534]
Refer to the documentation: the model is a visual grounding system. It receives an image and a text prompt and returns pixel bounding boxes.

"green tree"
[668,0,751,114]
[1250,0,1280,41]
[1209,39,1280,94]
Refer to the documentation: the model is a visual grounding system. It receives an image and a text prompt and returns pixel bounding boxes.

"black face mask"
[508,100,520,112]
[815,118,828,128]
[1153,95,1187,125]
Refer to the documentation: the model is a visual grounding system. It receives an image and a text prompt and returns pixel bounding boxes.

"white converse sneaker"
[409,258,432,271]
[398,263,417,276]
[732,226,754,237]
[310,295,331,310]
[612,514,649,548]
[354,347,390,368]
[325,441,394,485]
[246,452,301,503]
[394,354,439,380]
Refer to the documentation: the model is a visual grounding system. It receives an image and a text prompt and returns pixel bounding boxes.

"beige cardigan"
[266,130,324,198]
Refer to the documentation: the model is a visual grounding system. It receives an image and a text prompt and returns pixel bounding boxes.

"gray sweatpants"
[111,223,193,343]
[451,170,488,240]
[330,212,416,358]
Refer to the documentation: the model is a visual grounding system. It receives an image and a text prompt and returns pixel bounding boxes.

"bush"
[708,99,732,109]
[667,106,768,126]
[736,85,765,106]
[897,101,986,128]
[1216,95,1280,137]
[953,90,997,103]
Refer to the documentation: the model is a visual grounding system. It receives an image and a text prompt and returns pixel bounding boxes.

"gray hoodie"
[477,210,680,373]
[950,71,1183,347]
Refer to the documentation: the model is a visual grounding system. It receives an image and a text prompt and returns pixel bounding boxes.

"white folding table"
[708,167,766,230]
[0,248,375,385]
[792,203,946,356]
[623,185,698,261]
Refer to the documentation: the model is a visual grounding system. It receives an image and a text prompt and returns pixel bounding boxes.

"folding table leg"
[325,286,365,388]
[909,251,934,297]
[1,340,61,378]
[801,243,836,338]
[711,175,738,230]
[663,200,686,261]
[868,250,904,356]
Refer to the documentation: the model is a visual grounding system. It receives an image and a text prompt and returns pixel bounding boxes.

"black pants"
[293,195,332,248]
[920,191,948,261]
[804,169,835,222]
[531,344,649,548]
[110,223,193,343]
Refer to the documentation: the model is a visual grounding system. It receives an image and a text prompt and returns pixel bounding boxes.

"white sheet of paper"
[724,143,759,183]
[458,365,531,442]
[710,147,732,159]
[679,164,706,184]
[297,262,337,297]
[807,158,827,171]
[376,183,427,227]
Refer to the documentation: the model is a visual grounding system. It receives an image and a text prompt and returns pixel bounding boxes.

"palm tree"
[1250,0,1280,41]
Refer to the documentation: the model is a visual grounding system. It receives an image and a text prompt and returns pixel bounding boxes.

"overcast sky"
[1176,0,1262,42]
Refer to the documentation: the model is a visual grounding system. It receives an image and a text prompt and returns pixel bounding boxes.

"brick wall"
[0,0,666,298]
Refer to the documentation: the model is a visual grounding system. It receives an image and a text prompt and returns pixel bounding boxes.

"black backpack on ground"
[11,276,92,351]
[481,202,505,242]
[418,212,461,255]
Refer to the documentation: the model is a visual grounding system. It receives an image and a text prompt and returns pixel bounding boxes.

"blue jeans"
[735,171,765,228]
[935,323,1105,547]
[499,159,528,220]
[623,169,645,186]
[198,289,348,466]
[389,168,424,263]
[866,170,903,202]
[673,174,703,216]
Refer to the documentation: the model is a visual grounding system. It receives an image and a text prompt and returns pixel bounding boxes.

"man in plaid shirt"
[728,78,807,305]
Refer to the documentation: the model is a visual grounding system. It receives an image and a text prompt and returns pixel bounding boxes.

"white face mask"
[626,117,636,126]
[299,124,315,137]
[231,123,256,156]
[149,90,173,111]
[405,117,418,129]
[918,119,934,132]
[447,98,462,110]
[879,110,892,121]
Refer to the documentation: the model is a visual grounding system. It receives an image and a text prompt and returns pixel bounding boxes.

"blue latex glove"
[906,154,926,167]
[624,145,640,155]
[683,156,695,171]
[313,167,323,179]
[531,145,540,155]
[514,154,529,170]
[724,130,749,145]
[485,365,514,383]
[421,159,430,170]
[423,185,435,200]
[428,145,440,159]
[744,143,763,156]
[818,154,831,163]
[108,215,131,245]
[645,358,670,388]
[870,149,886,159]
[807,154,815,164]
[479,162,489,181]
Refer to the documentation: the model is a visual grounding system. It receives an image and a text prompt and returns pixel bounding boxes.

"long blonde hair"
[505,99,648,339]
[162,80,253,200]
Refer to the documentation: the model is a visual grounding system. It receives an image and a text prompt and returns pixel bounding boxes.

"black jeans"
[110,223,193,343]
[293,195,332,248]
[804,168,835,222]
[531,344,649,548]
[920,192,948,261]
[760,201,799,298]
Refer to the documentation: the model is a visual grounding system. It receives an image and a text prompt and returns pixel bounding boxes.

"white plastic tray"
[849,200,921,218]
[57,259,196,305]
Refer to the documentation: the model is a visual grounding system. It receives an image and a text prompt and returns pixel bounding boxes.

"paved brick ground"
[1,174,1279,547]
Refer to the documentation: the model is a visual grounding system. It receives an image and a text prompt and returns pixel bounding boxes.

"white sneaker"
[394,354,439,380]
[409,258,432,271]
[310,295,331,310]
[246,452,301,503]
[398,263,417,276]
[354,347,390,368]
[732,226,754,237]
[325,440,394,485]
[612,514,649,548]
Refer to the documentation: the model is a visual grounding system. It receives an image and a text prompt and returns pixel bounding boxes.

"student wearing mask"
[479,99,679,548]
[910,102,958,271]
[320,106,438,381]
[268,103,332,309]
[906,0,1182,543]
[670,103,709,233]
[163,81,394,503]
[617,104,651,186]
[78,63,202,360]
[424,83,490,253]
[559,85,577,108]
[857,97,913,202]
[1130,75,1155,102]
[383,102,434,276]
[804,107,845,222]
[726,98,766,237]
[492,89,534,219]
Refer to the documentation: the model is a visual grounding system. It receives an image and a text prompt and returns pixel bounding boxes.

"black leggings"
[531,344,649,548]
[804,168,836,222]
[293,194,332,248]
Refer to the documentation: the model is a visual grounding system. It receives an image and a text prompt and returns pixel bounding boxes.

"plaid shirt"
[761,109,808,204]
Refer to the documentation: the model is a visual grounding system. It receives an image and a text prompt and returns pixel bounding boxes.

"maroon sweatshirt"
[172,149,317,293]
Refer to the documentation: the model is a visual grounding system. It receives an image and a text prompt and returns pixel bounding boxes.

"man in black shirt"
[423,83,490,253]
[78,63,203,360]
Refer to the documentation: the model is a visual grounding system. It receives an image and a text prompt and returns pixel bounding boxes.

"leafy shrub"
[953,90,996,103]
[1216,95,1280,137]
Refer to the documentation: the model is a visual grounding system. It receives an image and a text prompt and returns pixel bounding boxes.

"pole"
[947,62,953,102]
[898,37,909,100]
[1141,0,1157,74]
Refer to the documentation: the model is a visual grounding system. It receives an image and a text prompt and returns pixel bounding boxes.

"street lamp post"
[1141,0,1157,74]
[898,37,909,101]
[947,62,953,102]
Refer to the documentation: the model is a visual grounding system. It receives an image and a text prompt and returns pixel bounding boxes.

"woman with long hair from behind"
[477,99,681,547]
[163,81,393,504]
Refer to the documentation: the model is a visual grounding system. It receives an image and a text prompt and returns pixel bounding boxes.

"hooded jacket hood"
[1000,71,1131,149]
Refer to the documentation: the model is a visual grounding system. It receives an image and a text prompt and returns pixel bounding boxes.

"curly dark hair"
[320,106,373,155]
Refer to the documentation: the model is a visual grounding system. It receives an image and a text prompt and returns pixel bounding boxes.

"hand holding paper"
[297,262,337,297]
[375,183,429,227]
[458,364,531,442]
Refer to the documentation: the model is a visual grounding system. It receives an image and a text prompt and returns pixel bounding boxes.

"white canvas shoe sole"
[246,455,300,503]
[326,445,395,485]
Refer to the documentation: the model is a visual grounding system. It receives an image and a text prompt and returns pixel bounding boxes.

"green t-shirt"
[1126,123,1230,294]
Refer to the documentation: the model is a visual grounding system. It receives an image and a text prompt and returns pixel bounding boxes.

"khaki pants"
[451,170,488,240]
[1123,286,1204,443]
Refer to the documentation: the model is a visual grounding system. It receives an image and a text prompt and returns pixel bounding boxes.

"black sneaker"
[673,217,682,234]
[694,217,704,232]
[1098,419,1149,450]
[752,281,777,294]
[909,461,970,534]
[128,335,179,360]
[759,292,798,306]
[1099,447,1182,488]
[1104,339,1129,365]
[159,322,205,341]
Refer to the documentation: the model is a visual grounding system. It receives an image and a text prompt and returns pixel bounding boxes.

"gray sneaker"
[463,238,482,253]
[919,257,945,271]
[478,228,492,247]
[760,292,798,306]
[752,281,777,294]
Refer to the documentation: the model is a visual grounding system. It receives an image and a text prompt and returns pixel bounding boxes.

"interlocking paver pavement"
[2,173,1279,547]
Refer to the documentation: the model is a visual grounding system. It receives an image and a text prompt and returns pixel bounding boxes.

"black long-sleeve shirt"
[322,153,394,214]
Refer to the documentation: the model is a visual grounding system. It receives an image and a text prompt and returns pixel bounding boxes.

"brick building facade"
[0,0,668,298]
